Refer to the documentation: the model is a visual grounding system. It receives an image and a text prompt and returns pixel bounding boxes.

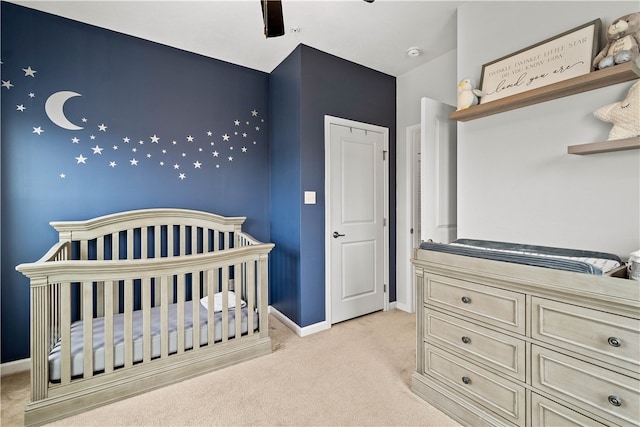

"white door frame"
[324,115,390,325]
[400,123,421,313]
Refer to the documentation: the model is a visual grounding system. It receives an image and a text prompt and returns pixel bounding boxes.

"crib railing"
[16,209,273,404]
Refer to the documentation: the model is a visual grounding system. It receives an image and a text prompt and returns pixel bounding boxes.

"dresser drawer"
[531,393,607,427]
[424,310,526,381]
[532,297,640,373]
[532,345,640,427]
[424,274,525,334]
[424,344,526,426]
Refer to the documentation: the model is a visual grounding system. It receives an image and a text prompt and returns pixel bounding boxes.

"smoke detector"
[406,47,422,57]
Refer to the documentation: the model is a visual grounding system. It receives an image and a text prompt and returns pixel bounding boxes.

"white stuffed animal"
[593,81,640,140]
[456,78,484,110]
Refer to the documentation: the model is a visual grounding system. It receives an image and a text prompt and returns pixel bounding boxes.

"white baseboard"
[1,358,30,377]
[395,302,414,313]
[268,305,330,337]
[388,301,398,310]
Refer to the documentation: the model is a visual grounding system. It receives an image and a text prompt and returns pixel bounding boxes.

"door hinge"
[383,218,387,227]
[383,150,387,160]
[384,284,387,293]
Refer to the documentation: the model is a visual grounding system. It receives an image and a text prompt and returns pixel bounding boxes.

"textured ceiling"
[10,0,464,76]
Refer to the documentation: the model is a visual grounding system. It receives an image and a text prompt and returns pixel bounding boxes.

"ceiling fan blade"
[261,0,285,38]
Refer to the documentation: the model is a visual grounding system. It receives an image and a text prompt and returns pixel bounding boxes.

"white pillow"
[200,291,246,312]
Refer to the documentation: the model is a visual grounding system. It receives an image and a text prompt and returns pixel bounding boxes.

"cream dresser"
[411,248,640,427]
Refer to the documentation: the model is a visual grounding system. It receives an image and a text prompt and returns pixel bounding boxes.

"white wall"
[456,1,640,257]
[396,50,457,311]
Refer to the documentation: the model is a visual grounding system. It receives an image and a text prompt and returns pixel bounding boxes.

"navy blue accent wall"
[270,45,396,328]
[268,48,302,324]
[1,3,270,363]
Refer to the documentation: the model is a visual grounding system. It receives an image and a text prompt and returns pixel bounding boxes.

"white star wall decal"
[193,161,202,168]
[98,123,107,132]
[75,154,87,164]
[2,80,14,89]
[33,126,43,135]
[92,145,103,154]
[22,66,37,77]
[130,158,138,166]
[17,104,26,111]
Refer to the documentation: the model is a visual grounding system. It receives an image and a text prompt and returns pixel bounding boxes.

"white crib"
[16,208,274,426]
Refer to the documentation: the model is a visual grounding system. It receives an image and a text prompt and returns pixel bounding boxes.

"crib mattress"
[48,301,258,381]
[419,239,622,275]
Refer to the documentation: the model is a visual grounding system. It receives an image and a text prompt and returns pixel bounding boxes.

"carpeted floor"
[1,310,460,426]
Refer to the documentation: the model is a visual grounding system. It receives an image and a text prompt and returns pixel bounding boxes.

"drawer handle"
[608,337,622,348]
[461,296,471,304]
[461,336,471,344]
[461,376,471,385]
[608,395,622,407]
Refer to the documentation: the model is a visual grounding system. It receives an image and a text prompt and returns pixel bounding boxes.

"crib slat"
[154,226,161,259]
[206,269,215,345]
[154,226,162,306]
[179,225,186,256]
[122,279,132,367]
[127,229,134,260]
[61,282,72,384]
[192,274,201,350]
[234,263,242,339]
[52,283,61,349]
[168,226,174,258]
[213,230,219,252]
[112,234,120,312]
[96,236,105,317]
[142,277,152,363]
[161,276,169,358]
[221,267,229,343]
[192,226,198,254]
[177,274,185,354]
[104,281,114,374]
[141,227,148,259]
[80,240,88,260]
[154,277,161,307]
[203,228,209,254]
[82,281,94,379]
[247,261,255,336]
[259,254,269,339]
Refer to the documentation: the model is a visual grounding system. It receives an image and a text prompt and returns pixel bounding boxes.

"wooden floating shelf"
[568,137,640,155]
[450,61,640,122]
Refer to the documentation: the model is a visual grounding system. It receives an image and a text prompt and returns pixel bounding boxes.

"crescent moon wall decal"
[45,91,84,130]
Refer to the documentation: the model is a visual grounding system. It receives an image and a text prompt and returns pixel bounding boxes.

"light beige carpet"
[1,310,460,426]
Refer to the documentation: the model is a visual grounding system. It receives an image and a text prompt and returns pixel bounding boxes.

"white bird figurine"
[456,78,484,111]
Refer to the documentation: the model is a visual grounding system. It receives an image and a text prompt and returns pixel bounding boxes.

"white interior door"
[420,97,457,244]
[326,117,388,324]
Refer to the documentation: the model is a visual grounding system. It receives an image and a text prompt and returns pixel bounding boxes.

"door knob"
[333,231,345,238]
